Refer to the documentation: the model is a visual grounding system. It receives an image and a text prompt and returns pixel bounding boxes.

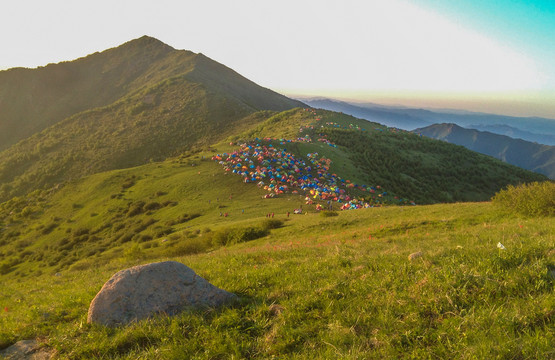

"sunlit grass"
[1,201,553,359]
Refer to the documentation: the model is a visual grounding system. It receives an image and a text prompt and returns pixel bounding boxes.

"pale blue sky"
[1,0,554,117]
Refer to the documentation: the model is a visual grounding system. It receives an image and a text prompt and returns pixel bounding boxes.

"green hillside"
[0,114,553,358]
[0,36,301,152]
[0,37,303,202]
[414,123,555,179]
[234,108,545,204]
[0,36,176,151]
[0,107,548,278]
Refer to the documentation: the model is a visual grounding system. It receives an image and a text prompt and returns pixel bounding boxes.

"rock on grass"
[87,261,237,327]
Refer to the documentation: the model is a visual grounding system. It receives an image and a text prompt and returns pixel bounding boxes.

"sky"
[1,0,554,118]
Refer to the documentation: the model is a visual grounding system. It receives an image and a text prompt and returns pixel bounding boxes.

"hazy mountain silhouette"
[302,98,555,145]
[414,123,555,179]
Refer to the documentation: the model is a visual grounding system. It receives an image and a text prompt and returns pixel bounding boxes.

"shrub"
[73,228,90,237]
[320,210,339,218]
[162,200,178,207]
[124,243,143,260]
[492,181,555,216]
[170,237,211,256]
[179,213,201,223]
[41,222,59,235]
[0,262,13,275]
[154,227,174,237]
[211,226,268,246]
[126,201,145,217]
[137,234,153,242]
[119,233,134,244]
[121,178,135,189]
[144,202,161,211]
[261,219,283,230]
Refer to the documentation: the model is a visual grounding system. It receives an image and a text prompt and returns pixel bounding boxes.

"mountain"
[0,36,303,201]
[0,37,546,205]
[301,98,555,145]
[0,36,301,151]
[414,123,555,179]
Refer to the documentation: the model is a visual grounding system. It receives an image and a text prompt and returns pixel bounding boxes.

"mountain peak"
[117,35,175,52]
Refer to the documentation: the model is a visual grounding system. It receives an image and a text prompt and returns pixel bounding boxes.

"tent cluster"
[212,109,415,210]
[212,140,399,210]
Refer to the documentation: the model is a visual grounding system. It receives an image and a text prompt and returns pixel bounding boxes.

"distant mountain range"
[301,98,555,145]
[414,123,555,179]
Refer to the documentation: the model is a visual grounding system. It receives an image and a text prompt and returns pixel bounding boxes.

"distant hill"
[0,36,303,200]
[302,98,555,145]
[414,123,555,179]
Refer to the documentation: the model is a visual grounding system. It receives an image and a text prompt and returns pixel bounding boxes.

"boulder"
[87,261,237,326]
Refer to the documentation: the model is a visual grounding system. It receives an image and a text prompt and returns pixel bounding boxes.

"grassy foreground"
[1,201,553,359]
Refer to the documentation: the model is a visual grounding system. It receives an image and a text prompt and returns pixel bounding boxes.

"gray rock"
[0,339,52,360]
[87,261,237,327]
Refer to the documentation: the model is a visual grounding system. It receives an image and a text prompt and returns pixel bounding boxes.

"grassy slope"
[0,36,178,151]
[1,108,547,279]
[0,108,552,359]
[1,201,553,359]
[240,108,546,203]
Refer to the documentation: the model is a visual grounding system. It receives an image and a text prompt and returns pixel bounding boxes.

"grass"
[0,109,552,359]
[1,201,553,359]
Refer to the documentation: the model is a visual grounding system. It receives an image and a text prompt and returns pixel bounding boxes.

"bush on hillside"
[126,202,145,217]
[209,226,268,247]
[261,219,283,230]
[492,181,555,216]
[170,237,212,256]
[143,202,162,211]
[320,210,339,218]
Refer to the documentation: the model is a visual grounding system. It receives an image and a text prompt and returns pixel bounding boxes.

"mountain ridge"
[414,123,555,179]
[302,98,555,145]
[0,36,304,200]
